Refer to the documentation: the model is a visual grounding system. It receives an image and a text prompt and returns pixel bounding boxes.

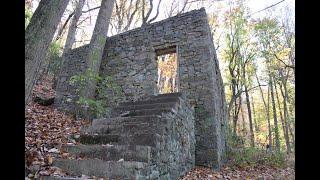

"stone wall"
[55,45,89,113]
[55,8,227,169]
[157,95,195,179]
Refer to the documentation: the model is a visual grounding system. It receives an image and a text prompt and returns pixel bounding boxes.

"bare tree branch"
[115,0,121,32]
[55,12,74,41]
[126,0,135,21]
[63,0,85,53]
[227,84,267,115]
[123,0,141,31]
[55,5,101,41]
[142,0,146,24]
[82,6,101,13]
[166,0,178,17]
[76,16,90,27]
[147,0,162,23]
[248,0,285,17]
[274,53,295,69]
[177,0,189,15]
[143,0,153,25]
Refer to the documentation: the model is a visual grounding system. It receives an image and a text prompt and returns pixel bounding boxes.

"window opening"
[156,47,179,94]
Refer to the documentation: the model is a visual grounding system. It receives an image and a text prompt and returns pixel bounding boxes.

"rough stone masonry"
[55,8,228,170]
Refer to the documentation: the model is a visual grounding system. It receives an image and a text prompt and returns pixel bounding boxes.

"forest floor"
[25,76,295,179]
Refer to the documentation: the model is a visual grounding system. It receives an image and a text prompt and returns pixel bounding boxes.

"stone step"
[120,107,174,117]
[52,159,149,179]
[78,134,120,145]
[83,115,165,135]
[61,144,153,163]
[40,176,84,180]
[91,116,158,126]
[148,92,182,99]
[78,133,160,147]
[114,101,178,113]
[84,121,152,135]
[119,96,180,106]
[84,120,158,135]
[81,116,140,134]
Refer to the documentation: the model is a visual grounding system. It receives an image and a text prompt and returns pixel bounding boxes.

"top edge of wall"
[107,7,207,39]
[68,8,207,52]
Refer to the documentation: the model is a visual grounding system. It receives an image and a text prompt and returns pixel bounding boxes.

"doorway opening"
[156,46,179,94]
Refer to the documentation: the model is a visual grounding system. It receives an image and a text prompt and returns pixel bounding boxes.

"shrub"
[228,147,286,168]
[46,41,63,76]
[69,69,123,119]
[25,6,33,29]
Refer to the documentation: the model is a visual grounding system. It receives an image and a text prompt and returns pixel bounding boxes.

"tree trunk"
[287,118,295,150]
[53,0,86,89]
[267,84,272,150]
[280,75,292,153]
[275,82,286,140]
[241,62,255,147]
[80,0,115,118]
[231,72,241,137]
[251,96,259,131]
[270,75,281,152]
[232,95,241,137]
[25,0,70,105]
[275,81,291,153]
[256,73,272,149]
[63,0,85,53]
[172,76,176,92]
[245,84,255,147]
[240,104,246,138]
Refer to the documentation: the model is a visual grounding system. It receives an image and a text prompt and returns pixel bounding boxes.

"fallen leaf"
[48,148,60,153]
[47,155,53,165]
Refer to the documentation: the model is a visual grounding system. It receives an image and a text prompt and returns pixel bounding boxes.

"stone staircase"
[44,92,195,179]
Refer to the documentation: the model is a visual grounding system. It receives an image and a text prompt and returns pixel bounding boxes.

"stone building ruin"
[54,8,228,179]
